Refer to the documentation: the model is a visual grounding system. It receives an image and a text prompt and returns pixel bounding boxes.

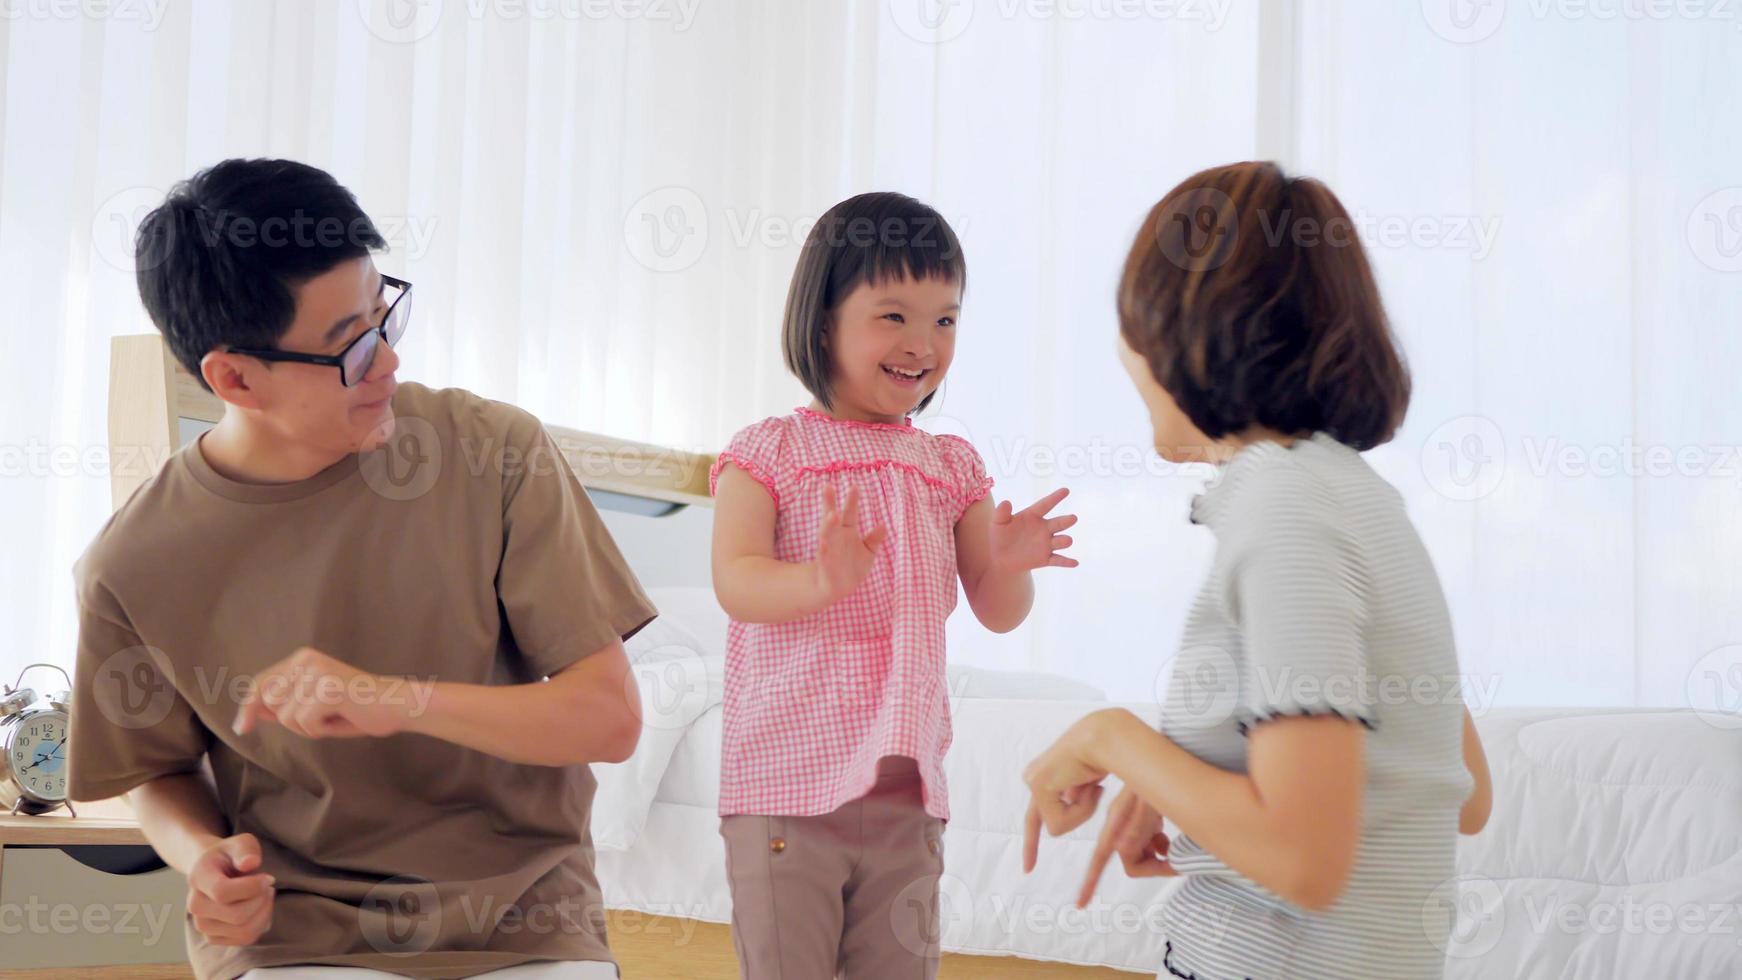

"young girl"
[1021,163,1493,980]
[710,191,1077,977]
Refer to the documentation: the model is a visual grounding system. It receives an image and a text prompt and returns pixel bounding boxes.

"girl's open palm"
[813,484,889,603]
[990,487,1079,574]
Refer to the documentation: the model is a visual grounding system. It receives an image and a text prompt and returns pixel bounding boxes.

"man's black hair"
[135,158,386,389]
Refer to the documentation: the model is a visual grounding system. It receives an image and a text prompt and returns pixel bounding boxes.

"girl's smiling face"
[821,274,960,424]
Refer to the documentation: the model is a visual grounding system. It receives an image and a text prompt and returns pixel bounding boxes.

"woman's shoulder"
[1202,434,1392,544]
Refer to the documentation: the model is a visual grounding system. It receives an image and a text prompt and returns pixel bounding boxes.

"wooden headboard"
[107,334,716,512]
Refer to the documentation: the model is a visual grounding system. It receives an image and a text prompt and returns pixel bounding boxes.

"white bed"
[594,589,1742,978]
[1441,706,1742,979]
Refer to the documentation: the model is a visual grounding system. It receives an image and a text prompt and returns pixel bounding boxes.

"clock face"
[8,712,69,801]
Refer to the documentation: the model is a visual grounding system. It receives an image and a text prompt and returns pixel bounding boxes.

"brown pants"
[719,756,946,979]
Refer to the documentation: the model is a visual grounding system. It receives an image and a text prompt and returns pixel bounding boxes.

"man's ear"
[201,351,265,411]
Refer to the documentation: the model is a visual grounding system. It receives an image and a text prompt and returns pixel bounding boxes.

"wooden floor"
[608,910,1146,979]
[0,971,192,979]
[0,912,1146,979]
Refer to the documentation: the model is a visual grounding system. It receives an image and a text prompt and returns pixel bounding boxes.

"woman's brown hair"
[1117,161,1410,451]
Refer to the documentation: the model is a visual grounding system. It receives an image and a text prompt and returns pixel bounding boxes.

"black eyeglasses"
[229,274,412,388]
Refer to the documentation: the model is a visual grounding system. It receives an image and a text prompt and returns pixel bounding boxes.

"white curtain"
[1287,1,1742,717]
[2,0,1738,718]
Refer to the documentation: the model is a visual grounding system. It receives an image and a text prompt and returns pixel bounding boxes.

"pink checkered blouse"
[708,406,994,820]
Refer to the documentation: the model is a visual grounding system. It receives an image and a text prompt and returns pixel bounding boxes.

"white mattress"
[599,704,1742,978]
[1442,707,1742,979]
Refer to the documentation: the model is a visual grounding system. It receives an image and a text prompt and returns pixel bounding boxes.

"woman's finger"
[1078,795,1133,907]
[1123,834,1178,878]
[1022,801,1043,873]
[1078,830,1118,908]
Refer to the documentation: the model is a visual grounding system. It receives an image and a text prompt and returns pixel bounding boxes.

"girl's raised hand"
[812,484,889,605]
[989,487,1079,575]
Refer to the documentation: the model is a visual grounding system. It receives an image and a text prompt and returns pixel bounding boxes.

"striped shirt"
[1155,433,1472,980]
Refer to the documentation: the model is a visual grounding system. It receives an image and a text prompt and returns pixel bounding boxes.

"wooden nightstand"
[0,798,192,978]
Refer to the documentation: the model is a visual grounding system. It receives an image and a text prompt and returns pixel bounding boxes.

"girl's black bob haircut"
[781,191,966,414]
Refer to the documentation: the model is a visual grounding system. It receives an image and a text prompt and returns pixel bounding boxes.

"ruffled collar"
[794,405,916,432]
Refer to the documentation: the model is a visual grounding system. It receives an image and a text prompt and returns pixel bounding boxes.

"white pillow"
[596,594,723,851]
[638,586,729,658]
[946,663,1107,701]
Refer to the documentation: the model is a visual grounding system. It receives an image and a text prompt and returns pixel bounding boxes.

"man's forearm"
[402,669,638,767]
[127,772,228,875]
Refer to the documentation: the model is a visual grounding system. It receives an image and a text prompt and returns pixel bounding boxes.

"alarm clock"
[0,668,73,816]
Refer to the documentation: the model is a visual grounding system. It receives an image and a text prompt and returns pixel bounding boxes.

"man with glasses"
[67,159,654,980]
[225,272,413,390]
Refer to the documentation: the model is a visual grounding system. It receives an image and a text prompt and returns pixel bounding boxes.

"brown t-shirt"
[68,382,657,980]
